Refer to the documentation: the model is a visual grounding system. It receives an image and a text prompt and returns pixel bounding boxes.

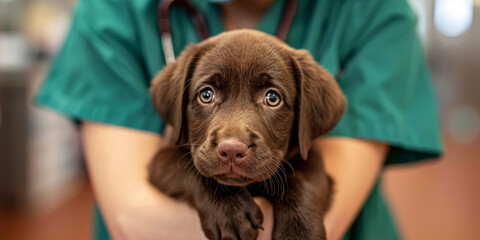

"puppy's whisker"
[262,159,287,198]
[266,165,278,196]
[181,160,191,175]
[177,151,192,168]
[270,171,282,198]
[263,166,274,195]
[180,153,193,169]
[270,168,278,196]
[213,182,220,199]
[273,173,281,198]
[262,180,269,195]
[187,164,196,182]
[276,163,288,183]
[182,160,192,170]
[271,159,289,198]
[270,172,277,195]
[178,143,200,149]
[183,163,196,191]
[279,158,295,176]
[273,169,283,197]
[271,173,277,196]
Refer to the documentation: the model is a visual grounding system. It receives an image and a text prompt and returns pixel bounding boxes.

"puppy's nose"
[217,139,248,164]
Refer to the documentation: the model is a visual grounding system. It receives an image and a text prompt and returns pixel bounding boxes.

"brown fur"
[149,29,346,240]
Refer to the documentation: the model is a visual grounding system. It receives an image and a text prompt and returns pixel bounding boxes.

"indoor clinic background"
[0,0,479,239]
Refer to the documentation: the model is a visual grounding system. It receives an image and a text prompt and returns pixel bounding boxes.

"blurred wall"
[0,0,83,214]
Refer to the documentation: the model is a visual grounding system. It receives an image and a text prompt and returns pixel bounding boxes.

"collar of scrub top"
[158,0,298,64]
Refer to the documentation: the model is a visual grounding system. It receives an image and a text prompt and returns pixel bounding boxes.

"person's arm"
[318,137,389,240]
[82,121,273,240]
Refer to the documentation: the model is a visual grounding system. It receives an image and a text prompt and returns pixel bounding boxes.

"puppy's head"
[151,30,346,186]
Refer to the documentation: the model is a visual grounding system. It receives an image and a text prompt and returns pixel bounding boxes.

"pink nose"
[217,139,248,164]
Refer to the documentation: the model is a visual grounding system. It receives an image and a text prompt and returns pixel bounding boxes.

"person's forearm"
[318,137,389,240]
[82,122,207,240]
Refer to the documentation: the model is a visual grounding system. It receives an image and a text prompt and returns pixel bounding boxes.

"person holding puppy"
[36,0,442,239]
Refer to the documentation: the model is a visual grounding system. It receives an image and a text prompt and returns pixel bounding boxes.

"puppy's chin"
[192,156,281,187]
[213,174,255,187]
[192,158,260,187]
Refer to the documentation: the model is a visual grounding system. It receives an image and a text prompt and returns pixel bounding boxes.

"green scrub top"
[35,0,443,239]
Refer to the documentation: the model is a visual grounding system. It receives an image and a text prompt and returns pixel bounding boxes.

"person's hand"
[254,197,274,240]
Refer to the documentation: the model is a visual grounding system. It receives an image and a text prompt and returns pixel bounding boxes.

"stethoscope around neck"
[158,0,298,64]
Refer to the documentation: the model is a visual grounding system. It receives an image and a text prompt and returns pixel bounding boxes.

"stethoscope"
[158,0,298,64]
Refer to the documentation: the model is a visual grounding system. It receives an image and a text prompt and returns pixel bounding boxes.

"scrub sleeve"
[35,0,443,239]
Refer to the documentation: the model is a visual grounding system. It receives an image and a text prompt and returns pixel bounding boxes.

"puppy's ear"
[291,50,347,160]
[150,43,209,144]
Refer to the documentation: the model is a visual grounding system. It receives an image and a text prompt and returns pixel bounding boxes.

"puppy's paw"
[199,192,263,240]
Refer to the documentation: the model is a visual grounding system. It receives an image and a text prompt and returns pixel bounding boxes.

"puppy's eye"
[199,87,215,104]
[264,90,281,107]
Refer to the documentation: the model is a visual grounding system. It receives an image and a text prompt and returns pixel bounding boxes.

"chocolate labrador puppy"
[149,29,346,240]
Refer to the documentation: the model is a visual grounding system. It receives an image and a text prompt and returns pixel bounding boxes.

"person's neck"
[219,0,275,31]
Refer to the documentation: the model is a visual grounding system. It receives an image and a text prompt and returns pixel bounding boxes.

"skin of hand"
[81,121,274,240]
[318,137,389,240]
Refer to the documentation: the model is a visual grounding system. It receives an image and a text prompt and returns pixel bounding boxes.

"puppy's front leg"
[271,174,331,240]
[192,183,264,240]
[270,151,332,240]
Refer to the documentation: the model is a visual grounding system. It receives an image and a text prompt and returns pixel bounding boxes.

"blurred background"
[0,0,479,239]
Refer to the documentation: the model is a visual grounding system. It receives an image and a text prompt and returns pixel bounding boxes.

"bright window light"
[434,0,474,37]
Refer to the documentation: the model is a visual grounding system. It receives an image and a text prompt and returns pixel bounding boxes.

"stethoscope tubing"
[158,0,297,64]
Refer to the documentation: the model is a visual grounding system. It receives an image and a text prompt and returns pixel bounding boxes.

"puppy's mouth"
[192,138,284,187]
[213,172,253,186]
